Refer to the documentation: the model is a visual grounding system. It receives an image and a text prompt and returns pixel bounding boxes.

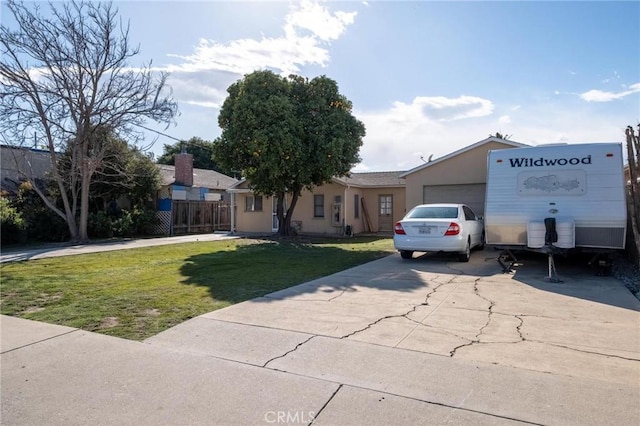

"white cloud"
[166,1,355,77]
[580,82,640,102]
[167,35,330,76]
[352,95,496,171]
[284,0,357,42]
[389,95,494,123]
[351,93,635,172]
[159,1,357,110]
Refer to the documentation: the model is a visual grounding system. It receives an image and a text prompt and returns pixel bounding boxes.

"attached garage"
[423,183,486,216]
[401,137,528,216]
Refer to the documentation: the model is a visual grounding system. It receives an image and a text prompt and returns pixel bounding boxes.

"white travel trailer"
[485,143,627,254]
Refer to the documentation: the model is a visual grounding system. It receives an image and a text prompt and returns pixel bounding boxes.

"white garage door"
[422,184,487,216]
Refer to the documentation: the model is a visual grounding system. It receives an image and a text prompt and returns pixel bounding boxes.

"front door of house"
[272,197,279,232]
[272,197,287,232]
[378,195,393,232]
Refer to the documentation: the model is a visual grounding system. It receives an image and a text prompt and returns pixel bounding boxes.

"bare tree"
[0,0,178,242]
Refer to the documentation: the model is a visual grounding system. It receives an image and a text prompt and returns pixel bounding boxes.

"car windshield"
[407,206,459,219]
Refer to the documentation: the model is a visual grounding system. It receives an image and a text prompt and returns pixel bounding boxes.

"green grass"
[0,236,394,340]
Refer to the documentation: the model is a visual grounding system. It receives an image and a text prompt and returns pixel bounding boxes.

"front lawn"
[0,236,394,340]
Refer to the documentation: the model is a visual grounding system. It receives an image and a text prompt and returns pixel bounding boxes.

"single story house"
[400,137,528,216]
[227,171,406,235]
[1,145,52,195]
[155,153,238,235]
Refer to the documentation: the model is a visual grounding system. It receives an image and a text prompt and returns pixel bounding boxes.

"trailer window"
[407,206,459,219]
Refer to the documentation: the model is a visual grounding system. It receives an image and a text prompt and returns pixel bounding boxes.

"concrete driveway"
[2,248,639,425]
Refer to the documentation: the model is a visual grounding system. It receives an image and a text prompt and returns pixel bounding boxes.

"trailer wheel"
[400,250,414,260]
[458,240,471,262]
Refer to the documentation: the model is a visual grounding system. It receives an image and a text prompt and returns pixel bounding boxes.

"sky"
[3,0,639,172]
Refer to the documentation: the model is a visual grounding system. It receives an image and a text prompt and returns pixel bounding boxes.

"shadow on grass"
[179,237,427,304]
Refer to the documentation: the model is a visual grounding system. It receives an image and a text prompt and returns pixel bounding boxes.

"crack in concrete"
[309,384,343,425]
[402,316,475,344]
[527,340,640,362]
[339,384,545,426]
[327,288,348,301]
[339,275,453,340]
[262,335,317,368]
[449,279,497,357]
[515,314,525,342]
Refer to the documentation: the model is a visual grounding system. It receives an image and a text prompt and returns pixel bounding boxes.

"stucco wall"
[232,183,405,235]
[360,187,406,232]
[404,141,515,211]
[234,194,275,233]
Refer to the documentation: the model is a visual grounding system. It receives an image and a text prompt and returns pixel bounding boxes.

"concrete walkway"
[0,232,239,263]
[2,247,639,425]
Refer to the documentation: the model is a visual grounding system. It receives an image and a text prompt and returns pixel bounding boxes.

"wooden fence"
[172,201,231,234]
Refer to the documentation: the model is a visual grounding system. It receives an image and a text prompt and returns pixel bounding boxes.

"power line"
[136,124,183,143]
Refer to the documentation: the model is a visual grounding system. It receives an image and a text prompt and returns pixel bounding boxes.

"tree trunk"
[276,190,299,237]
[78,165,91,243]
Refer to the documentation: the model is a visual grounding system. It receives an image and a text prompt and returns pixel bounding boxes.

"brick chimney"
[174,153,193,186]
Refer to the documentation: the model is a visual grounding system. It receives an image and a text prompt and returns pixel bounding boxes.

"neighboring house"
[0,145,52,195]
[1,145,240,235]
[400,137,529,216]
[227,171,406,235]
[155,153,238,235]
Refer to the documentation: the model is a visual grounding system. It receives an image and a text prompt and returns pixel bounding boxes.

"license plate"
[418,226,432,234]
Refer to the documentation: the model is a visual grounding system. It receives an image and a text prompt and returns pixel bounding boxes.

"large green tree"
[0,0,178,242]
[59,126,161,210]
[157,137,221,171]
[213,70,365,236]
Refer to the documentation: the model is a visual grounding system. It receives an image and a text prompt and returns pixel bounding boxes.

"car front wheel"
[458,240,471,262]
[400,250,414,260]
[477,232,485,250]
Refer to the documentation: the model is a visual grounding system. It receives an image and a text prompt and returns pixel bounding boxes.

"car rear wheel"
[400,250,414,260]
[458,240,471,262]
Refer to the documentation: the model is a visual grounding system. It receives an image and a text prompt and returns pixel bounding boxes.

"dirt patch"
[100,316,120,328]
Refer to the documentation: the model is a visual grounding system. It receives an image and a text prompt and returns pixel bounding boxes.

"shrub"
[88,211,113,239]
[0,197,26,245]
[88,207,158,238]
[131,208,159,236]
[14,183,69,242]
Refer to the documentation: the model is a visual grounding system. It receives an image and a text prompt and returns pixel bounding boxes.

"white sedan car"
[393,203,485,262]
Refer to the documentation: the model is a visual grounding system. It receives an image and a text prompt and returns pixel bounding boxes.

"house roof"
[226,171,406,193]
[399,137,529,178]
[333,171,406,187]
[1,145,54,195]
[157,164,238,190]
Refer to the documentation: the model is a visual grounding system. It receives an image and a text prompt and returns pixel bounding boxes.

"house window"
[245,195,263,212]
[354,194,360,218]
[314,194,324,218]
[379,195,392,215]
